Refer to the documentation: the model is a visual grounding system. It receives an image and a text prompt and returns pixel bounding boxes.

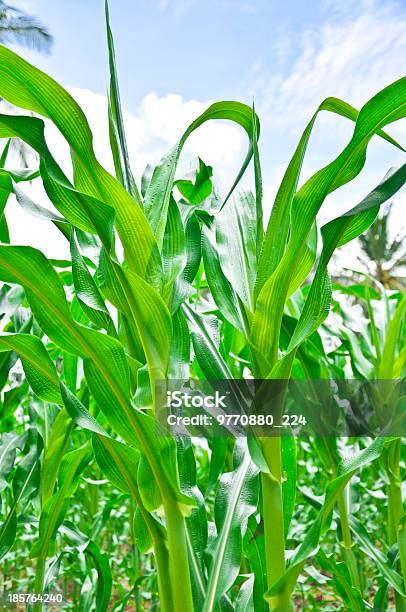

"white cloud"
[65,88,245,189]
[257,1,406,131]
[157,0,199,16]
[123,92,244,175]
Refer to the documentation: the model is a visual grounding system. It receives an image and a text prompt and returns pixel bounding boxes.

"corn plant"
[0,3,405,610]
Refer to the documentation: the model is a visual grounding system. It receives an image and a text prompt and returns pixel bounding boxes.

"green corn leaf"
[183,304,233,379]
[349,515,405,596]
[97,250,145,364]
[93,429,178,612]
[175,158,213,205]
[0,46,161,280]
[93,433,165,530]
[205,437,228,498]
[133,412,195,515]
[0,139,11,167]
[62,350,79,390]
[235,575,255,612]
[112,262,172,379]
[252,80,406,371]
[134,364,152,408]
[0,187,9,223]
[203,442,258,612]
[288,164,406,353]
[176,436,208,609]
[340,326,375,379]
[105,0,140,203]
[13,437,41,506]
[265,437,397,608]
[0,288,28,390]
[0,215,9,242]
[145,101,260,248]
[70,232,113,331]
[244,519,267,612]
[162,196,186,302]
[255,95,404,300]
[168,308,190,379]
[213,190,257,311]
[85,354,192,513]
[285,222,318,299]
[182,212,202,285]
[202,219,246,333]
[0,432,26,492]
[133,506,154,554]
[0,245,192,514]
[59,383,107,436]
[0,498,23,560]
[365,287,383,364]
[92,434,140,495]
[0,347,17,393]
[40,409,72,505]
[0,440,41,559]
[252,102,263,261]
[316,551,366,612]
[107,95,125,189]
[0,245,139,443]
[374,581,389,611]
[58,524,112,607]
[0,114,115,251]
[31,444,91,558]
[136,458,164,515]
[332,283,381,301]
[88,364,194,516]
[140,163,153,197]
[281,434,297,537]
[85,540,113,612]
[0,333,62,403]
[379,294,406,379]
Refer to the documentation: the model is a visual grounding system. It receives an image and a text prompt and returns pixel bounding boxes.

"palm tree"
[0,0,52,52]
[0,1,53,165]
[358,203,406,289]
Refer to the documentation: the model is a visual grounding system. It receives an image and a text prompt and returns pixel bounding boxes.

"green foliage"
[0,5,405,611]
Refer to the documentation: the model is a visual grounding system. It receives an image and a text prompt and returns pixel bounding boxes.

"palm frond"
[0,0,52,52]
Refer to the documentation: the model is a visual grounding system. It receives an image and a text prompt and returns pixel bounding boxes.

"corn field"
[0,3,405,611]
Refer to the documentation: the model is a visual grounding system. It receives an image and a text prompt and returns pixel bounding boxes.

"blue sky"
[6,0,406,259]
[17,0,337,104]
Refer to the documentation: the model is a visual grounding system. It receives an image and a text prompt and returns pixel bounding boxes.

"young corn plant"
[0,4,405,610]
[322,282,406,609]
